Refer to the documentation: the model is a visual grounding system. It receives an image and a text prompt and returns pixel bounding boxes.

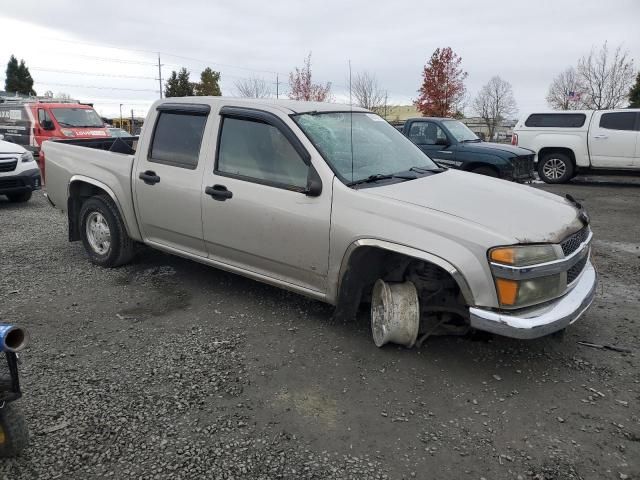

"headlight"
[490,245,558,266]
[21,151,35,163]
[489,244,564,308]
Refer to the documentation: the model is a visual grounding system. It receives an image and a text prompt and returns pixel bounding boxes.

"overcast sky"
[1,0,638,117]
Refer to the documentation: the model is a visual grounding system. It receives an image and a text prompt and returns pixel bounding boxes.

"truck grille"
[512,154,534,179]
[567,256,588,284]
[561,227,589,256]
[0,159,18,172]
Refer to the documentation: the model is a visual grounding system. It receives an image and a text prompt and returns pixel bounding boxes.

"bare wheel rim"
[86,211,111,255]
[542,158,566,180]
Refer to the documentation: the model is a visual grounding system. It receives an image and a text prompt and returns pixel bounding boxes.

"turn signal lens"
[490,248,515,265]
[495,278,519,306]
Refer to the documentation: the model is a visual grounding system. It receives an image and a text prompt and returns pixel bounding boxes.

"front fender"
[336,239,475,305]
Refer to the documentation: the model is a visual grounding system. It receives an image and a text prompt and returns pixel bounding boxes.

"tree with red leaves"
[289,53,332,102]
[415,47,467,117]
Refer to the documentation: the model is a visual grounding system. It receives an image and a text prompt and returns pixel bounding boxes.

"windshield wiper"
[409,166,444,174]
[347,173,416,187]
[461,139,481,143]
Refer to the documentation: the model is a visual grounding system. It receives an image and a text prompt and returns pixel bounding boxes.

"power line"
[31,67,156,80]
[36,82,158,93]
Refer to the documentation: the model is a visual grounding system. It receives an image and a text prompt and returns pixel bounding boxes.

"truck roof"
[153,96,369,115]
[403,117,458,122]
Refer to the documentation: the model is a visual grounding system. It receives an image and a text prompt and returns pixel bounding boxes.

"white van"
[512,110,640,183]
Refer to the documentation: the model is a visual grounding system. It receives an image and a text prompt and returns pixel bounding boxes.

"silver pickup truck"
[43,97,597,347]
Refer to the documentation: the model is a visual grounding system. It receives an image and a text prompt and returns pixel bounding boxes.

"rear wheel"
[79,195,135,267]
[471,166,499,177]
[0,403,29,457]
[538,152,574,184]
[7,191,32,203]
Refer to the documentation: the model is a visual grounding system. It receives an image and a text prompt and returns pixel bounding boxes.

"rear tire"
[0,403,29,457]
[471,166,499,178]
[7,191,32,203]
[538,153,574,184]
[79,195,135,267]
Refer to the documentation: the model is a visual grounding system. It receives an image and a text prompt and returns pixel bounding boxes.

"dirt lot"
[0,178,638,480]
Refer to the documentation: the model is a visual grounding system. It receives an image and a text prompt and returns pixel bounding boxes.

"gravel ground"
[0,178,638,480]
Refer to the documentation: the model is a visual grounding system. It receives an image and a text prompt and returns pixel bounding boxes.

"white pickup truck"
[512,109,640,183]
[43,97,597,347]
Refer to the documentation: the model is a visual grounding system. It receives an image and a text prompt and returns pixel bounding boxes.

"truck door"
[588,111,637,168]
[406,121,457,167]
[133,103,211,257]
[201,107,331,294]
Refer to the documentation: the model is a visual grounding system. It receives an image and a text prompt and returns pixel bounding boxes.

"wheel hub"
[371,279,420,348]
[543,158,566,180]
[86,212,111,255]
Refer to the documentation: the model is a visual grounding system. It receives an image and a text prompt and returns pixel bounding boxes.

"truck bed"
[42,139,142,241]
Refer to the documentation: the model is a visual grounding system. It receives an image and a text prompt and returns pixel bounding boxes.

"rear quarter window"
[524,113,586,128]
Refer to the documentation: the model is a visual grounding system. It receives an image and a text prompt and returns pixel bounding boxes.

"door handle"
[593,134,608,139]
[138,170,160,185]
[205,184,233,201]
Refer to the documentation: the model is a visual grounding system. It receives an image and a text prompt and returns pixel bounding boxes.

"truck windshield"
[51,108,104,128]
[293,112,439,184]
[442,120,479,142]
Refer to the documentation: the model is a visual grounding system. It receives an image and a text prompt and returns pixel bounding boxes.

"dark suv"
[397,118,535,182]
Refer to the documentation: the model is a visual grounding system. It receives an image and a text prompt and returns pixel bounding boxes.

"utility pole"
[130,109,134,135]
[157,53,163,99]
[119,104,123,129]
[275,73,280,99]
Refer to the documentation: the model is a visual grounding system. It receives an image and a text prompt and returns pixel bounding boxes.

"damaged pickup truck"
[43,98,597,347]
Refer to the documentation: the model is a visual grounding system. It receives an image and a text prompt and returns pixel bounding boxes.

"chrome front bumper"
[469,261,597,339]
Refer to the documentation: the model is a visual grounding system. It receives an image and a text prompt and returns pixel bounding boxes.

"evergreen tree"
[194,68,221,96]
[4,56,36,95]
[164,68,194,97]
[17,59,35,95]
[629,72,640,108]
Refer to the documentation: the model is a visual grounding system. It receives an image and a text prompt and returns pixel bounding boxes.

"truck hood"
[458,141,533,158]
[368,169,584,243]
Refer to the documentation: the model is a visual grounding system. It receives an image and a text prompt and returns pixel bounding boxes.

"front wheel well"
[68,181,118,241]
[334,247,466,323]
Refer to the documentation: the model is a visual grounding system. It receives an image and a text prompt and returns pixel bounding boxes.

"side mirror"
[41,120,55,131]
[435,138,449,146]
[305,168,323,197]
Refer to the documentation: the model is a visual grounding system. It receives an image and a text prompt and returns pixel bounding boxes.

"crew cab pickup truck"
[43,98,597,347]
[0,136,41,203]
[397,118,535,182]
[512,109,640,183]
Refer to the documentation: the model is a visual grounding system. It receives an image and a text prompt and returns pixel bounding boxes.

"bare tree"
[472,76,517,141]
[577,42,634,109]
[234,76,271,98]
[546,67,583,110]
[351,71,385,113]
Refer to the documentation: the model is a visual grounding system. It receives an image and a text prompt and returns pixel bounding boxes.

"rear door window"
[599,112,638,131]
[525,113,586,128]
[149,112,207,169]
